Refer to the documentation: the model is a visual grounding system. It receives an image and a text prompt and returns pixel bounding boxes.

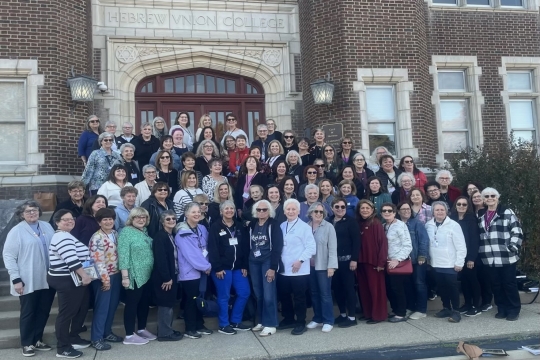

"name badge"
[283,241,287,246]
[253,250,261,257]
[242,192,250,199]
[229,237,238,246]
[219,230,227,236]
[131,173,138,179]
[347,202,351,206]
[202,249,208,257]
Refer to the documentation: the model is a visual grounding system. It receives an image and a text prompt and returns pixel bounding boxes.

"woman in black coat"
[234,156,268,211]
[140,182,175,238]
[151,210,182,341]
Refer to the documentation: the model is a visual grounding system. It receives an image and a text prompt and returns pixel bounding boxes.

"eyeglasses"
[135,215,148,220]
[439,177,450,181]
[23,209,39,214]
[399,208,411,212]
[89,119,99,123]
[324,149,334,152]
[155,121,164,124]
[427,189,440,193]
[484,194,497,198]
[164,217,176,222]
[198,202,209,206]
[354,158,365,162]
[381,209,394,213]
[60,217,75,222]
[145,171,157,174]
[156,188,169,192]
[468,187,478,192]
[401,180,412,183]
[160,156,170,159]
[404,160,414,164]
[333,205,346,210]
[69,189,84,193]
[284,135,295,139]
[342,141,352,145]
[314,164,324,168]
[102,139,113,142]
[256,208,269,212]
[226,118,236,122]
[226,139,235,142]
[456,203,468,207]
[312,210,324,215]
[307,171,317,175]
[203,145,214,148]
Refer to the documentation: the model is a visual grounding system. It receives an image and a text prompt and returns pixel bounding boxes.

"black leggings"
[123,281,151,335]
[333,261,356,317]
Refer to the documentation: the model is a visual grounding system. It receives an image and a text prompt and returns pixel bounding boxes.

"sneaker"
[259,327,276,337]
[122,334,149,345]
[465,307,481,317]
[136,329,157,340]
[306,321,322,329]
[218,325,237,335]
[184,331,202,339]
[435,308,453,318]
[278,319,297,330]
[22,345,35,357]
[458,305,470,314]
[321,324,333,333]
[104,333,124,343]
[366,320,382,324]
[291,325,307,335]
[196,326,213,335]
[480,304,493,312]
[232,323,251,331]
[388,316,407,323]
[334,315,347,325]
[56,348,82,358]
[91,339,111,351]
[408,312,427,320]
[34,341,52,351]
[506,314,519,321]
[406,310,414,317]
[495,312,507,319]
[157,332,183,342]
[71,339,91,349]
[428,292,438,301]
[252,324,264,332]
[338,318,357,328]
[448,311,461,323]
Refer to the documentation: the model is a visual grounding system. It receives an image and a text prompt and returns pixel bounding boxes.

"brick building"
[1,0,539,199]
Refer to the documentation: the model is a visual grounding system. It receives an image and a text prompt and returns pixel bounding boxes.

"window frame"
[0,78,27,165]
[365,84,399,156]
[439,98,472,156]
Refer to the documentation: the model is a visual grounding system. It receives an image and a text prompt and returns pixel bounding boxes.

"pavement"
[0,299,538,360]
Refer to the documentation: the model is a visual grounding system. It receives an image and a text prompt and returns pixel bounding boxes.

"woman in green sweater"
[118,207,156,345]
[364,176,392,219]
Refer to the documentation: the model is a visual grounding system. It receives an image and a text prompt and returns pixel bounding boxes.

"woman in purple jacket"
[175,202,213,339]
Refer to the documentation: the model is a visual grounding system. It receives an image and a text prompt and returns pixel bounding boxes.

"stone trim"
[499,57,540,142]
[0,59,45,176]
[430,55,484,166]
[353,68,417,160]
[0,175,81,187]
[425,0,539,12]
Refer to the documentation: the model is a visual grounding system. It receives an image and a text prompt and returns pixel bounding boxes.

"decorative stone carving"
[136,47,174,57]
[262,49,282,67]
[228,49,263,60]
[116,45,138,64]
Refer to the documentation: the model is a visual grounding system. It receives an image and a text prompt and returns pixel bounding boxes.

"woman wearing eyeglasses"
[299,165,319,198]
[462,181,484,200]
[202,159,228,203]
[285,150,304,184]
[49,180,86,230]
[195,139,221,177]
[82,132,122,195]
[355,199,388,324]
[364,176,392,219]
[247,200,284,336]
[337,137,358,166]
[408,188,432,225]
[152,117,168,140]
[282,130,299,155]
[297,137,313,166]
[477,188,523,321]
[193,194,211,229]
[322,145,344,184]
[450,196,481,317]
[173,171,204,220]
[380,203,412,323]
[435,170,462,204]
[118,207,156,345]
[368,146,390,173]
[234,156,268,213]
[399,156,427,191]
[135,165,158,206]
[391,172,416,206]
[78,115,103,167]
[141,182,175,238]
[351,153,374,191]
[208,182,234,225]
[151,210,183,341]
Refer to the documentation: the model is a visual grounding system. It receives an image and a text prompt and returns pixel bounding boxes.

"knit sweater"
[117,226,154,289]
[384,219,412,261]
[88,230,119,283]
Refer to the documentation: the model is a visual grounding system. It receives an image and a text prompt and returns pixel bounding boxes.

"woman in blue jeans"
[207,200,251,335]
[396,201,429,320]
[247,199,284,337]
[306,202,338,332]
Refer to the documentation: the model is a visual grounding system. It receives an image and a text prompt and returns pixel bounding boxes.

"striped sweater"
[48,231,89,276]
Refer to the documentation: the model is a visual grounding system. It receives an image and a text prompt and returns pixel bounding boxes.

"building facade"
[1,0,539,200]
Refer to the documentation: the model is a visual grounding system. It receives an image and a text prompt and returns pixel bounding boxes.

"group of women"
[3,115,524,358]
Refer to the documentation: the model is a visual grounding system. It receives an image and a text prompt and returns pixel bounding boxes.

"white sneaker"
[321,324,333,333]
[252,324,264,332]
[406,310,414,317]
[259,327,276,337]
[408,312,427,320]
[306,321,322,329]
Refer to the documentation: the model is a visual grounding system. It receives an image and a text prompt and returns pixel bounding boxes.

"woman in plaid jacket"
[477,187,523,322]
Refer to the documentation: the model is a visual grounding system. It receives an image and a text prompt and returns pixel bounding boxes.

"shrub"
[448,135,540,280]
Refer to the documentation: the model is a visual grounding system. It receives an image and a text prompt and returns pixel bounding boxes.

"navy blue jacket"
[402,217,429,264]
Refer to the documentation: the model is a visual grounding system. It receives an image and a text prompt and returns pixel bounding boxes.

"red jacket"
[228,147,250,174]
[447,185,461,203]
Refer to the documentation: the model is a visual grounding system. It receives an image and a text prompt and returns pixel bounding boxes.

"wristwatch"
[299,260,304,263]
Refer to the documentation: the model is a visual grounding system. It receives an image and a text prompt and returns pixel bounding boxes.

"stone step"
[0,282,11,297]
[0,269,8,282]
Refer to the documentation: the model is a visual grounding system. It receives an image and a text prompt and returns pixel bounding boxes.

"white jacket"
[97,181,133,208]
[426,217,467,269]
[280,219,316,276]
[134,181,152,207]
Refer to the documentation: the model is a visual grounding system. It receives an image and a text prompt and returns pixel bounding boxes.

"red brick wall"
[0,0,91,175]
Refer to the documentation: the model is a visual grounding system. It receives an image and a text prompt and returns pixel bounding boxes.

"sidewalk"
[0,301,538,360]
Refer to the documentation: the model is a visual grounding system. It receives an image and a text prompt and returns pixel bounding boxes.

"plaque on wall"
[322,123,343,146]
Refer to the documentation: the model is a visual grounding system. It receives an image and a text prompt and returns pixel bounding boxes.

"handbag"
[195,274,219,317]
[34,192,57,212]
[386,258,413,275]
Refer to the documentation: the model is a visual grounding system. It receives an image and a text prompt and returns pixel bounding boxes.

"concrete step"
[0,282,11,297]
[0,269,9,282]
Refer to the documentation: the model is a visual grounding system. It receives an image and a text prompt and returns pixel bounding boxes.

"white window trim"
[353,68,417,160]
[499,57,540,143]
[0,59,44,176]
[425,0,539,11]
[430,55,484,166]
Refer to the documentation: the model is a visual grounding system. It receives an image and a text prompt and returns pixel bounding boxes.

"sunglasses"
[102,139,113,142]
[135,215,148,220]
[342,141,352,145]
[484,194,497,198]
[160,156,170,159]
[381,209,394,213]
[307,171,317,175]
[284,135,295,139]
[456,203,468,207]
[89,119,100,123]
[198,202,209,206]
[157,188,168,192]
[324,149,334,152]
[164,217,176,222]
[314,164,324,168]
[333,205,346,210]
[312,210,324,215]
[256,208,269,212]
[404,160,414,164]
[226,118,236,122]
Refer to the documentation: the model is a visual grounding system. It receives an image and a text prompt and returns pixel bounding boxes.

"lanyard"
[222,221,236,238]
[286,219,299,234]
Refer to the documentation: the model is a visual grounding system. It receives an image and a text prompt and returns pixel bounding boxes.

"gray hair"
[435,170,454,183]
[152,116,168,137]
[15,200,42,221]
[159,209,177,225]
[266,118,276,126]
[98,132,114,144]
[251,200,276,218]
[195,139,219,158]
[123,122,133,128]
[67,180,85,191]
[307,201,327,219]
[257,124,268,131]
[431,201,449,216]
[105,120,117,128]
[352,152,366,162]
[84,114,102,131]
[184,202,201,217]
[119,143,136,153]
[125,207,150,227]
[369,146,389,164]
[283,198,301,212]
[142,164,157,174]
[285,150,303,166]
[304,183,319,197]
[141,121,152,129]
[219,200,236,214]
[397,172,416,187]
[481,187,500,199]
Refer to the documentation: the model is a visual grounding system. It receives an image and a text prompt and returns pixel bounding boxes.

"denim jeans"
[91,273,122,341]
[249,260,278,327]
[309,267,334,325]
[211,269,251,327]
[405,263,427,313]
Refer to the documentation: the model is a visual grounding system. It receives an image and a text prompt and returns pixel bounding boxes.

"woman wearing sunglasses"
[78,115,103,166]
[450,196,481,317]
[322,145,344,184]
[477,188,523,322]
[299,165,319,199]
[337,137,358,166]
[82,132,122,195]
[399,156,427,191]
[155,150,179,199]
[282,130,299,155]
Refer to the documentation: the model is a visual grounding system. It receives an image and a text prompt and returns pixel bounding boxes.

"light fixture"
[66,66,98,114]
[310,72,334,105]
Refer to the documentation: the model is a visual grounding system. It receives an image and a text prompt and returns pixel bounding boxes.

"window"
[468,0,491,4]
[508,71,532,92]
[432,0,457,3]
[429,0,529,9]
[156,74,237,94]
[509,100,536,142]
[501,0,523,6]
[440,99,470,154]
[438,71,466,92]
[366,86,397,155]
[0,80,26,162]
